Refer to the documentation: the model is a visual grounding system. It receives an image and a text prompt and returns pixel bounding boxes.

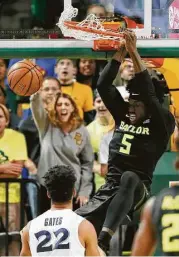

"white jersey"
[29,209,85,256]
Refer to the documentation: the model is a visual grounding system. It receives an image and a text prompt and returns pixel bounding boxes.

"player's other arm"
[124,30,146,73]
[20,225,31,256]
[131,197,157,256]
[126,31,175,138]
[97,45,128,121]
[79,219,103,256]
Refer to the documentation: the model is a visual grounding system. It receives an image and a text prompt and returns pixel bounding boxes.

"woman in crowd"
[0,104,28,255]
[30,92,94,213]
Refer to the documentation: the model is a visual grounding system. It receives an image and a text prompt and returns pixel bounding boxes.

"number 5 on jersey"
[119,134,134,155]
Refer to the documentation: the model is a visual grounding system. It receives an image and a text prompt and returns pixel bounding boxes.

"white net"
[56,6,122,41]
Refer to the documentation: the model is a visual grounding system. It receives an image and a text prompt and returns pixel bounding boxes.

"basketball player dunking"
[20,165,104,256]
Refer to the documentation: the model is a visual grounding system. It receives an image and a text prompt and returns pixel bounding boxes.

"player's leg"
[76,179,122,235]
[98,171,145,252]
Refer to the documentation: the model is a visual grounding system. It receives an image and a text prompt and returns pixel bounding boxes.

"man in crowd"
[55,58,94,124]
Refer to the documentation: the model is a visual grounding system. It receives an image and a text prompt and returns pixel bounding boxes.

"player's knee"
[121,171,140,189]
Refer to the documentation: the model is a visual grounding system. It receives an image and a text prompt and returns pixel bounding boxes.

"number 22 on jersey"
[119,134,134,155]
[35,228,70,253]
[162,213,179,252]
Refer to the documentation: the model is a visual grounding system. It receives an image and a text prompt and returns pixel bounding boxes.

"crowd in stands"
[0,53,178,255]
[0,2,179,256]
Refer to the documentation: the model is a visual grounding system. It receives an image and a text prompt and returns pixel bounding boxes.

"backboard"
[58,0,179,52]
[0,0,178,58]
[63,0,152,38]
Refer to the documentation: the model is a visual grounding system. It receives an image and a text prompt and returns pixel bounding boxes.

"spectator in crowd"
[114,59,134,101]
[0,58,17,113]
[86,3,107,17]
[19,77,61,218]
[0,86,20,129]
[30,91,94,213]
[55,58,94,124]
[0,104,28,255]
[76,59,103,92]
[19,77,61,166]
[171,109,179,152]
[99,128,114,177]
[87,90,115,190]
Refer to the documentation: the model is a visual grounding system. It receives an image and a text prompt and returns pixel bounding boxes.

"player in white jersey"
[20,165,102,256]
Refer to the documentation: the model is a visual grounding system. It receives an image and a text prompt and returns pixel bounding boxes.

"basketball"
[7,59,44,96]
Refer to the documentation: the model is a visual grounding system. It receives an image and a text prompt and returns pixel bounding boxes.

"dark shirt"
[18,115,40,166]
[97,60,175,183]
[9,112,20,130]
[152,186,179,256]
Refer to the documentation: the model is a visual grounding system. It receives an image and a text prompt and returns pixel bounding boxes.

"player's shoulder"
[151,187,178,214]
[156,186,177,198]
[78,218,96,235]
[20,220,31,236]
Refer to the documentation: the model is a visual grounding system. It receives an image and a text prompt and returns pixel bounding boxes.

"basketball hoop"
[56,6,124,49]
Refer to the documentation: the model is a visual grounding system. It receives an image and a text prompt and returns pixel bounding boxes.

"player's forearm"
[112,44,127,63]
[97,60,121,91]
[98,45,126,89]
[128,49,146,73]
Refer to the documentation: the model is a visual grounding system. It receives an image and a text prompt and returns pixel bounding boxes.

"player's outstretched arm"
[20,225,32,256]
[79,219,104,256]
[124,30,146,73]
[97,44,128,121]
[124,30,175,139]
[131,197,157,256]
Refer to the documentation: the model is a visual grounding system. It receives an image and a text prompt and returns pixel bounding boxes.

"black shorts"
[75,173,150,235]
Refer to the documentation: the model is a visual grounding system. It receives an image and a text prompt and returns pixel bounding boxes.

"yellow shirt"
[0,129,28,203]
[87,118,115,154]
[87,118,115,190]
[61,81,94,119]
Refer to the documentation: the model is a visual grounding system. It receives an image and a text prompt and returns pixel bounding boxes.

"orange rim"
[64,21,124,38]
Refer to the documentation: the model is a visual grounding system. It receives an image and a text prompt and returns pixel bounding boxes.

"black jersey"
[152,186,179,256]
[97,60,175,183]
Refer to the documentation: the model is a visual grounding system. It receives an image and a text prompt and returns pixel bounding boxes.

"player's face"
[94,96,109,117]
[41,79,61,104]
[55,59,75,83]
[0,108,7,135]
[121,62,134,81]
[79,59,96,76]
[128,99,146,125]
[56,97,74,123]
[0,59,7,81]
